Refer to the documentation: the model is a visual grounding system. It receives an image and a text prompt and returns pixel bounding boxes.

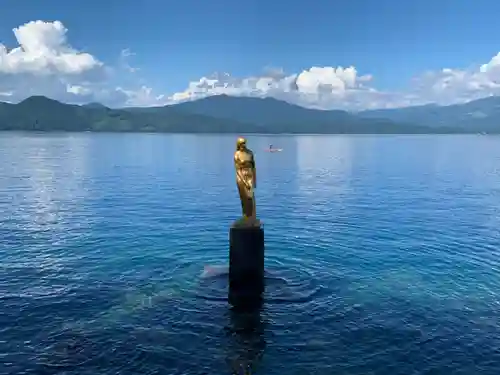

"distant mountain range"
[359,96,500,132]
[0,94,499,134]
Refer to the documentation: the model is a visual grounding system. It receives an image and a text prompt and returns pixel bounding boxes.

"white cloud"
[0,20,156,107]
[116,86,165,107]
[0,20,101,75]
[2,20,500,110]
[168,52,500,111]
[119,48,139,73]
[66,84,92,96]
[168,67,373,109]
[167,67,401,110]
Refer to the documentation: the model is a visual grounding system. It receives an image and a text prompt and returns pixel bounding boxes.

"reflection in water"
[191,134,235,191]
[296,135,352,196]
[225,306,266,375]
[0,134,91,275]
[2,134,89,230]
[3,134,500,374]
[195,265,268,374]
[240,136,299,221]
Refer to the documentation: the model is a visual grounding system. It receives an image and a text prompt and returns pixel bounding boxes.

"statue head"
[236,137,247,150]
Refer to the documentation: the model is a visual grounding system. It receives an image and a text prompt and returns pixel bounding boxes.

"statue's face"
[237,137,246,150]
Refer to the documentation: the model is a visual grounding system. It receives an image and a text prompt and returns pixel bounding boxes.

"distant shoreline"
[3,95,496,134]
[0,130,488,135]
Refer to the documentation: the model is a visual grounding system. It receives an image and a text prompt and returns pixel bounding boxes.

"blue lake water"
[1,133,500,374]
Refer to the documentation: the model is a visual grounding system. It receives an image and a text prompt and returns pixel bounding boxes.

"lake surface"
[1,133,500,374]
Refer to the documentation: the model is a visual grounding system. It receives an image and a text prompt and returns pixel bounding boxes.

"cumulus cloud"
[2,20,500,110]
[409,56,500,106]
[167,67,410,110]
[0,20,161,107]
[116,86,165,107]
[0,20,101,75]
[169,52,500,111]
[169,67,374,109]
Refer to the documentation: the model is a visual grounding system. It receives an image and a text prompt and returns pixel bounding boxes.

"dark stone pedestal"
[228,220,265,309]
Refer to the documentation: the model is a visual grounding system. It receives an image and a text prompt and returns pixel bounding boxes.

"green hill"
[0,96,257,133]
[0,94,461,134]
[359,96,500,132]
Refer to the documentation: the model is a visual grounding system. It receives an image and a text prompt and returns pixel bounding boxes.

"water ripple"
[2,134,500,374]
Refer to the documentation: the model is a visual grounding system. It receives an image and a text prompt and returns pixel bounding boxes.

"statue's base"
[228,219,265,310]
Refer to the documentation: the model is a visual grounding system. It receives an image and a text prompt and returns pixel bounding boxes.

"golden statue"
[234,137,258,222]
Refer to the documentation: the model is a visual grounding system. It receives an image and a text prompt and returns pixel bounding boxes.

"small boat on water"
[265,144,283,152]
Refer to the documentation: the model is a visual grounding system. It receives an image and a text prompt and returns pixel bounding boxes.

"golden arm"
[251,152,257,188]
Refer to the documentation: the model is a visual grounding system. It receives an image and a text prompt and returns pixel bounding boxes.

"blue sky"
[1,0,500,110]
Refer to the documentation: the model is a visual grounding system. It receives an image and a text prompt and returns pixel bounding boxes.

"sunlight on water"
[1,133,500,374]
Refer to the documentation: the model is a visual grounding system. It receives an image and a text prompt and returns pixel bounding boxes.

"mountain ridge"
[0,94,495,133]
[359,96,500,130]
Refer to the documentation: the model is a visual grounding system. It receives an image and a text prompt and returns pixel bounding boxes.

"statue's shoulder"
[234,150,245,163]
[235,148,254,163]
